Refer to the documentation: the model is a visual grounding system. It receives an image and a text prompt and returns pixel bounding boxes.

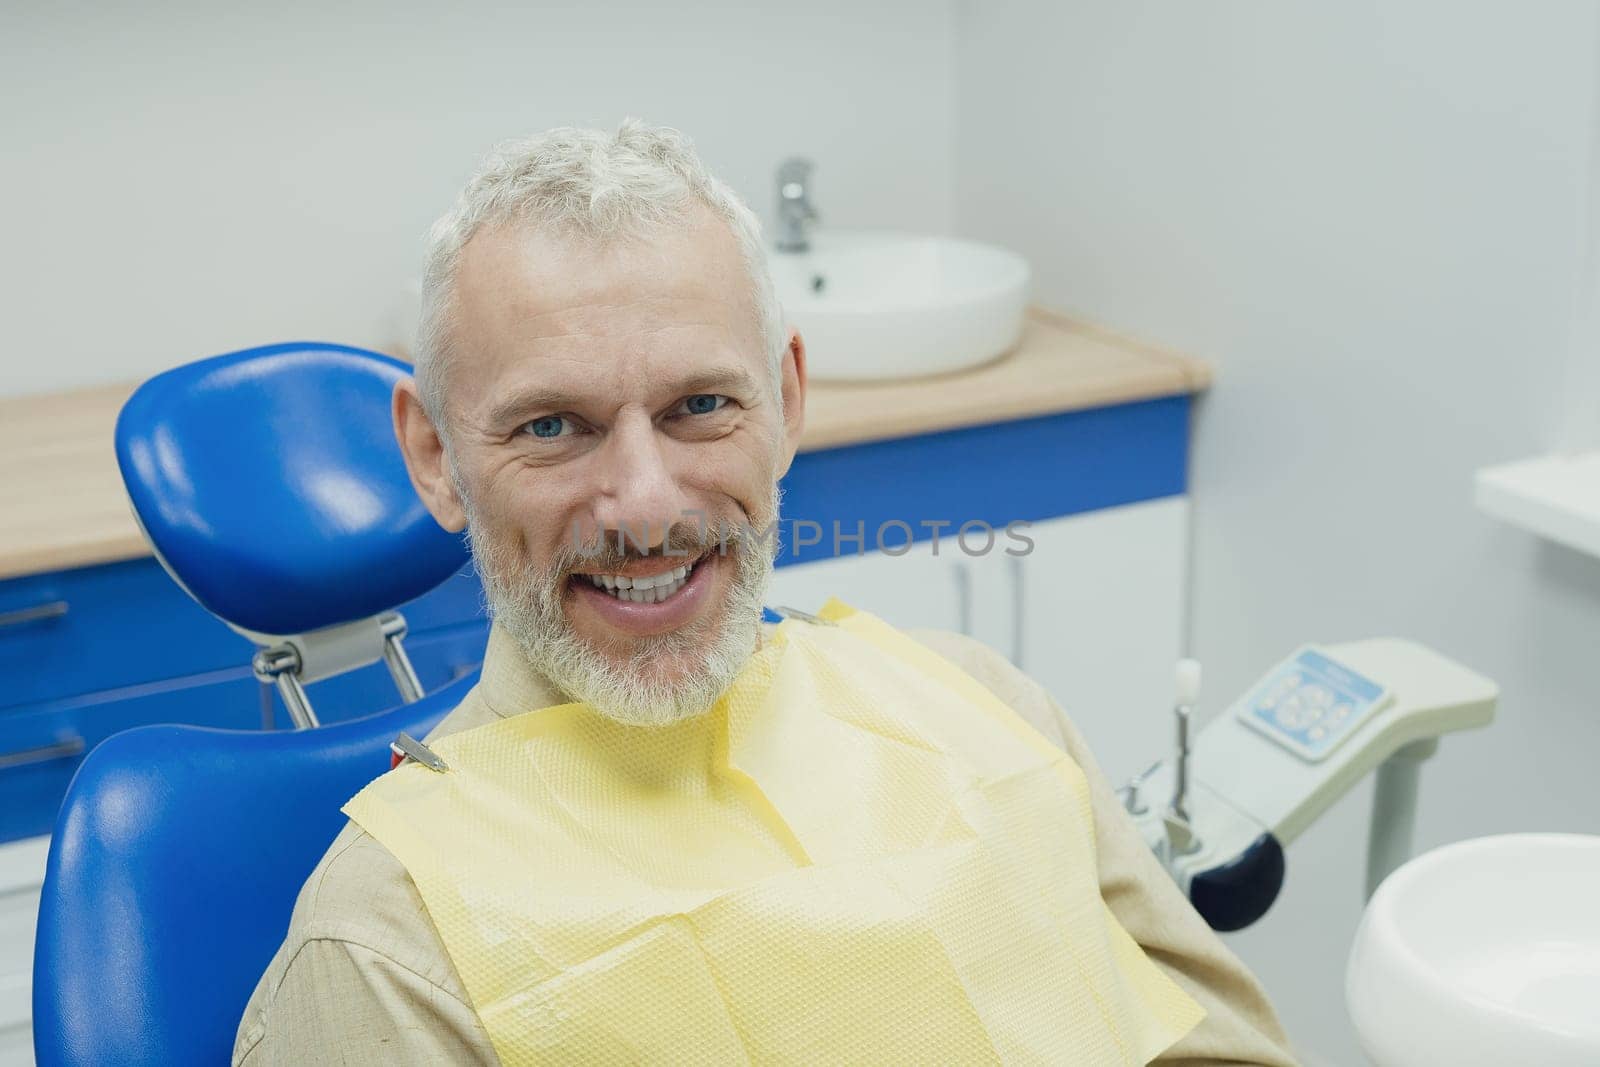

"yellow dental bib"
[342,601,1203,1064]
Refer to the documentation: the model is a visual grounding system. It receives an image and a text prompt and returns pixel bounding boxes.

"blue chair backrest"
[114,342,466,637]
[31,669,479,1066]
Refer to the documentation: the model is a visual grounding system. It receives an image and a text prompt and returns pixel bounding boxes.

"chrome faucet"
[774,157,819,253]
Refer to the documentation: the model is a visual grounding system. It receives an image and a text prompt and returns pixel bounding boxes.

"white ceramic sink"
[767,231,1030,381]
[1346,833,1600,1067]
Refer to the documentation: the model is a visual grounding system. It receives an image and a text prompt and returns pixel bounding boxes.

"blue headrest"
[115,343,467,636]
[32,668,480,1067]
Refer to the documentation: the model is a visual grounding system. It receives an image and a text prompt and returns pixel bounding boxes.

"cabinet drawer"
[777,396,1189,566]
[0,668,264,843]
[0,558,486,712]
[0,559,255,711]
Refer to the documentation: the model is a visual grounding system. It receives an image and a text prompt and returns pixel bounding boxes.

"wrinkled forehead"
[444,210,766,419]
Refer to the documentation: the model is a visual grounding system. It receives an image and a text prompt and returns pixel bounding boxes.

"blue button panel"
[1237,646,1392,762]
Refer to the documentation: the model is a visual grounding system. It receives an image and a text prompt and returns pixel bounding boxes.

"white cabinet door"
[1015,497,1189,788]
[0,836,48,1067]
[0,1025,32,1067]
[765,537,976,638]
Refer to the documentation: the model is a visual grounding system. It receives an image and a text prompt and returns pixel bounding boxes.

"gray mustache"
[563,518,759,572]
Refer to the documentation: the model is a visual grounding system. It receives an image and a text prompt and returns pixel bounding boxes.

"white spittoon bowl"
[1346,832,1600,1067]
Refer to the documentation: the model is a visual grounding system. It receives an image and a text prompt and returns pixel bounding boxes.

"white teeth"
[582,559,698,604]
[636,567,686,590]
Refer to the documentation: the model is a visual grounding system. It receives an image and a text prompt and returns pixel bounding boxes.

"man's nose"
[590,414,691,549]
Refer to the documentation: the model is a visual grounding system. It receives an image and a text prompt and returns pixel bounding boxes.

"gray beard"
[462,491,779,728]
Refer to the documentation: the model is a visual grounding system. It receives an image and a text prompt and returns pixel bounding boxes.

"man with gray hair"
[234,121,1296,1065]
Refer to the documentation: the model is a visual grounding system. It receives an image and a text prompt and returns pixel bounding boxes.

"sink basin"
[768,231,1030,381]
[1346,833,1600,1066]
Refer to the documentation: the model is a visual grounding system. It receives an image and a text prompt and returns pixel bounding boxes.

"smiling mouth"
[572,550,713,604]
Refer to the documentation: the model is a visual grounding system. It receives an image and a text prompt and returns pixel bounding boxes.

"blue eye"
[682,394,726,416]
[528,416,567,438]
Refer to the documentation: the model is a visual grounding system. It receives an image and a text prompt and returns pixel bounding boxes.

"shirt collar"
[477,624,564,719]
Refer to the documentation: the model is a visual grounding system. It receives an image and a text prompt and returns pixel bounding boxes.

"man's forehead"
[447,213,761,407]
[458,210,749,327]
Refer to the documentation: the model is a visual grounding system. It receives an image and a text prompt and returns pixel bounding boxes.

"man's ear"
[775,326,808,477]
[393,379,468,533]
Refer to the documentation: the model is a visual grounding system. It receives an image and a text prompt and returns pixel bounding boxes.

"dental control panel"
[1236,646,1393,763]
[1105,639,1499,932]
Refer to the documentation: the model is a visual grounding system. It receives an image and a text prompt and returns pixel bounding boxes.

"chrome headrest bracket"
[250,610,426,730]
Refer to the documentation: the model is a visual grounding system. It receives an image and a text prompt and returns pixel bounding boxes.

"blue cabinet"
[775,396,1189,563]
[0,561,257,711]
[0,558,489,713]
[0,564,493,843]
[1,667,262,843]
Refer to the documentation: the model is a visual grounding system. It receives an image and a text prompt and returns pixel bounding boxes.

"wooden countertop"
[0,308,1209,581]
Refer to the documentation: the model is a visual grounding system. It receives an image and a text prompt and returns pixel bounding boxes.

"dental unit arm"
[1103,640,1498,931]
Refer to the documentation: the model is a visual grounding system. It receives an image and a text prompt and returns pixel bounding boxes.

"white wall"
[0,0,955,397]
[955,2,1600,1063]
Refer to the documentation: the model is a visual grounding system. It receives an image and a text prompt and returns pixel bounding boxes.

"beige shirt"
[235,624,1299,1066]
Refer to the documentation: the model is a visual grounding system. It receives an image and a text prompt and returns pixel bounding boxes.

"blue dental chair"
[32,343,479,1065]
